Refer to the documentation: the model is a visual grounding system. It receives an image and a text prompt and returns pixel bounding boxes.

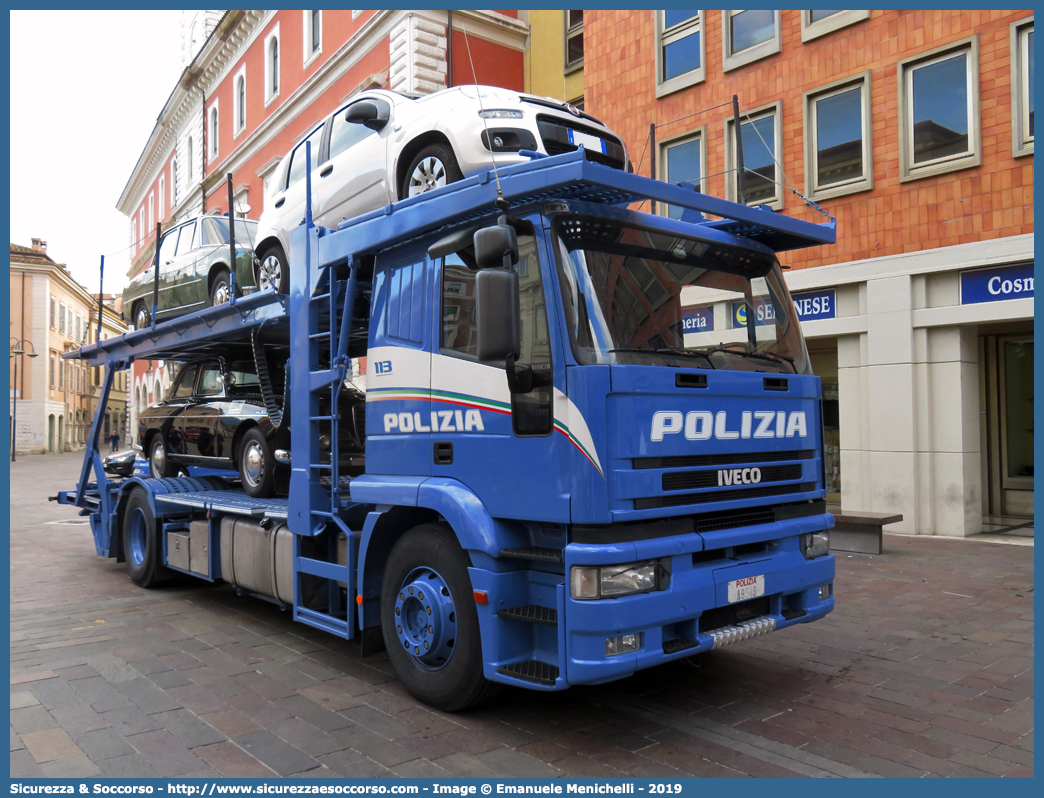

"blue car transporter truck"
[59,148,836,710]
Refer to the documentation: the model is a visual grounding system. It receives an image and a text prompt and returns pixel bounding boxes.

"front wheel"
[122,487,167,588]
[238,427,275,498]
[256,246,289,295]
[380,523,499,711]
[210,269,233,306]
[148,435,177,479]
[401,143,464,200]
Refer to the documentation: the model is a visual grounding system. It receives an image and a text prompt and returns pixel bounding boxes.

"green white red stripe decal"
[368,387,604,479]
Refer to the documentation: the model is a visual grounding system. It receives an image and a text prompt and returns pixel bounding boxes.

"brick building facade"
[585,10,1034,537]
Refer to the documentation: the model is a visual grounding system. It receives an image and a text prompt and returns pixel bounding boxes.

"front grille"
[635,450,814,470]
[635,482,816,510]
[536,115,626,169]
[663,463,803,491]
[694,507,776,533]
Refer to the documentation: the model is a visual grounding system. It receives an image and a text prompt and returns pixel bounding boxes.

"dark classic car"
[124,216,265,331]
[139,355,366,498]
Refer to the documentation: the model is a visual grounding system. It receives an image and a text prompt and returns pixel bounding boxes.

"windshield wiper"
[701,346,797,373]
[608,347,716,368]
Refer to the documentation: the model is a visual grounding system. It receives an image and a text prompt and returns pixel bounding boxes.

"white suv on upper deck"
[253,84,631,293]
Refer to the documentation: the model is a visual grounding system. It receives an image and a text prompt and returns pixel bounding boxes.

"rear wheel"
[148,435,177,479]
[401,143,463,200]
[257,246,289,295]
[122,487,166,588]
[133,302,150,331]
[380,523,499,711]
[238,427,275,498]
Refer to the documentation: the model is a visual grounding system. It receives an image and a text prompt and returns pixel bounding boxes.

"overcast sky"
[10,10,184,293]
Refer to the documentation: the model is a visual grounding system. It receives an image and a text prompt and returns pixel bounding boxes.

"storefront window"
[822,381,841,496]
[1003,339,1033,480]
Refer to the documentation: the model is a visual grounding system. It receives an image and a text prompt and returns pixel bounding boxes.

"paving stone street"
[10,452,1034,778]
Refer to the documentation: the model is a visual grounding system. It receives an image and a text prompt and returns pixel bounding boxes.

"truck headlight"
[801,532,830,559]
[570,560,669,600]
[478,109,523,119]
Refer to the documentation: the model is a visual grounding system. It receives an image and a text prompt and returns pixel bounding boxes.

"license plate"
[728,574,765,603]
[567,128,608,154]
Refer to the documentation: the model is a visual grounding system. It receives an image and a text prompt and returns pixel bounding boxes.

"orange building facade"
[585,11,1034,538]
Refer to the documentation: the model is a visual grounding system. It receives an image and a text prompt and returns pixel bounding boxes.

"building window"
[565,11,583,71]
[801,10,870,43]
[265,26,281,104]
[898,37,981,182]
[171,160,178,207]
[658,129,705,218]
[209,102,219,160]
[804,72,873,201]
[304,11,322,64]
[726,101,784,209]
[158,175,165,221]
[722,10,781,72]
[59,302,66,334]
[139,208,145,246]
[50,296,56,328]
[49,354,55,388]
[1012,18,1034,157]
[131,219,137,252]
[656,11,705,97]
[187,136,194,181]
[234,66,247,135]
[148,192,154,231]
[75,314,80,342]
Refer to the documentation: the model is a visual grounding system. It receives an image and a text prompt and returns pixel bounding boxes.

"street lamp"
[10,337,39,462]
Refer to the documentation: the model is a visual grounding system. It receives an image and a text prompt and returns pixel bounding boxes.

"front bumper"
[563,516,834,686]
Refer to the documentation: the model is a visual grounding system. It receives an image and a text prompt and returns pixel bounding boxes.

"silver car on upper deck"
[252,85,630,294]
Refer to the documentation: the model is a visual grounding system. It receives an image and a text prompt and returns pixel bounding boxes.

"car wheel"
[380,523,500,711]
[238,427,275,498]
[210,269,233,306]
[133,302,150,331]
[122,487,168,588]
[257,246,289,294]
[148,436,178,479]
[402,143,464,199]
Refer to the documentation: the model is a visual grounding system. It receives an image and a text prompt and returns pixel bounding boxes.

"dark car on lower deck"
[139,355,365,497]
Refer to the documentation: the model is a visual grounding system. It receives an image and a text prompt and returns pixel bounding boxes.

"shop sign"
[681,305,714,333]
[960,263,1034,305]
[791,288,836,321]
[730,287,836,327]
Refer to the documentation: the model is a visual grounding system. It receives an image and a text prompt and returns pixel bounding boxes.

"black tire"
[133,302,150,331]
[380,523,500,711]
[210,269,233,306]
[149,435,178,479]
[238,427,275,498]
[122,487,167,588]
[257,245,289,295]
[401,143,464,200]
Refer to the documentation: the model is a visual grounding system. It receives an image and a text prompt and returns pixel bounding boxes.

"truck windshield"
[552,215,811,375]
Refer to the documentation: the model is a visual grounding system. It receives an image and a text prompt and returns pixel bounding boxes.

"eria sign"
[682,305,714,333]
[960,263,1034,305]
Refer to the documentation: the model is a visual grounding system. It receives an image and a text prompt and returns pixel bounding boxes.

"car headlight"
[801,532,830,559]
[478,109,523,119]
[570,560,669,600]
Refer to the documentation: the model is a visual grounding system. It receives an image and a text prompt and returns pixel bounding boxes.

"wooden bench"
[830,511,904,555]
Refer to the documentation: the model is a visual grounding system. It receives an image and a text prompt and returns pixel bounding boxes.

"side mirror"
[222,372,237,388]
[476,269,520,361]
[346,100,387,131]
[474,224,518,269]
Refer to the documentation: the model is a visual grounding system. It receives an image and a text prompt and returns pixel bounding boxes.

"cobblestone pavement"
[10,452,1034,778]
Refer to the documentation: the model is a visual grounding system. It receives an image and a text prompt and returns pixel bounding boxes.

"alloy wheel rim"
[135,307,149,329]
[243,441,264,486]
[151,444,165,474]
[213,282,230,305]
[408,157,447,197]
[393,567,457,670]
[259,255,282,291]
